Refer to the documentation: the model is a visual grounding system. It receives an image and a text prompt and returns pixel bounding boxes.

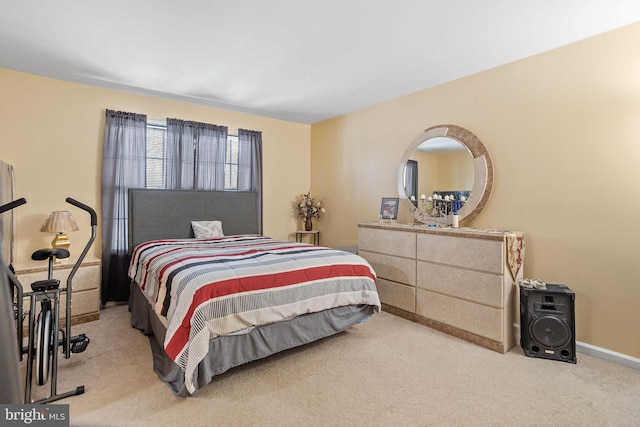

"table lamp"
[40,210,79,254]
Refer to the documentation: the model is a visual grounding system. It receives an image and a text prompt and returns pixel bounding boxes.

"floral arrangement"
[295,192,325,221]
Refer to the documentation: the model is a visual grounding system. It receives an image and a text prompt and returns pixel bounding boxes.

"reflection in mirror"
[397,125,493,227]
[403,137,474,209]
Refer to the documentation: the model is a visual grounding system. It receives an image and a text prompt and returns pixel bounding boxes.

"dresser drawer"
[358,227,416,258]
[417,234,504,274]
[359,250,415,286]
[17,263,100,292]
[376,278,415,312]
[416,289,504,342]
[20,288,99,325]
[417,261,503,308]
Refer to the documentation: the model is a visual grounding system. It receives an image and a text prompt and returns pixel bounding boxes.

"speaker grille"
[530,315,571,348]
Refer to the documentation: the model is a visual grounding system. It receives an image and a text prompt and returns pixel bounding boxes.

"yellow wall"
[0,69,310,262]
[311,23,640,358]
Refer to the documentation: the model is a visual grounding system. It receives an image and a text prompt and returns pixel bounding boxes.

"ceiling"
[1,1,639,124]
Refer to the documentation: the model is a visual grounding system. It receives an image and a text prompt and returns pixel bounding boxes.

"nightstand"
[295,230,320,245]
[12,255,101,325]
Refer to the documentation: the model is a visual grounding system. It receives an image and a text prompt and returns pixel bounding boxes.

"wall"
[311,23,640,358]
[0,69,310,262]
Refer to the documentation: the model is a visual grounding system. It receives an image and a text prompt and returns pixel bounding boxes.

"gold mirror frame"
[397,124,493,227]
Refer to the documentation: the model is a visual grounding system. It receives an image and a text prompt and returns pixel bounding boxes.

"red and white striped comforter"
[129,235,380,393]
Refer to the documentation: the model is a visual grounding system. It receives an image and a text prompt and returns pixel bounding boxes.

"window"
[224,135,238,190]
[145,120,239,190]
[146,119,167,189]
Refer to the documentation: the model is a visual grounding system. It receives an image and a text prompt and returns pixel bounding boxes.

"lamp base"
[51,233,71,262]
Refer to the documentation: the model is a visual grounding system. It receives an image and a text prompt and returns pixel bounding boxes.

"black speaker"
[520,283,576,363]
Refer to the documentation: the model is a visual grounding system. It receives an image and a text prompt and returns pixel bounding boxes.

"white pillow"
[191,220,224,238]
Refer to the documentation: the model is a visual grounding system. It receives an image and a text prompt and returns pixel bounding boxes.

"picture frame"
[380,197,399,220]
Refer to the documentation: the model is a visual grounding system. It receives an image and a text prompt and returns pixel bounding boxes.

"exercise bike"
[0,197,96,403]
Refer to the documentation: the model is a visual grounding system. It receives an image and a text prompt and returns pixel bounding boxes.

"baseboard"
[513,323,640,371]
[576,341,640,371]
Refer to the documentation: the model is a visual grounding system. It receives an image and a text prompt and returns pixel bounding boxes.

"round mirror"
[397,124,493,226]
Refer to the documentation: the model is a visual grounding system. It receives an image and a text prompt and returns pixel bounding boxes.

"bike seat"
[31,248,70,261]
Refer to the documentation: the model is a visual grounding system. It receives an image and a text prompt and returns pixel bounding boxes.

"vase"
[304,217,313,231]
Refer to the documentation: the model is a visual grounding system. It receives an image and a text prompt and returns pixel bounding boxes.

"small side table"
[295,230,320,245]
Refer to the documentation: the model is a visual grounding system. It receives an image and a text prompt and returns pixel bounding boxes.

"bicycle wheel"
[35,308,51,386]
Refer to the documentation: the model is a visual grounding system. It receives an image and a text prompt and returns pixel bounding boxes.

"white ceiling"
[1,1,639,124]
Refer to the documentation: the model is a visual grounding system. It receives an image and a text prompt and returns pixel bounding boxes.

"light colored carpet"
[26,304,640,426]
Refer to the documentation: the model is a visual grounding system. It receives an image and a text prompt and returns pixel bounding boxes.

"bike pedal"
[70,334,90,353]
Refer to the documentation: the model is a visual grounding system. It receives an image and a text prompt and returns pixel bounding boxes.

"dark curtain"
[238,129,263,233]
[165,119,227,190]
[101,110,146,304]
[405,160,418,206]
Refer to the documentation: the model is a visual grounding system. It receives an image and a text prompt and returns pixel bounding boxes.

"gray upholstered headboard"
[128,189,260,251]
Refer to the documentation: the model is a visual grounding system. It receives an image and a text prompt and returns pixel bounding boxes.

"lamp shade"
[40,211,79,234]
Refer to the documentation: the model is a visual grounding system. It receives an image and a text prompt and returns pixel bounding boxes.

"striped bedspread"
[129,235,380,393]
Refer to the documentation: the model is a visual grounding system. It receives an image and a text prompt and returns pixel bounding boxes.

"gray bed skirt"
[129,282,375,396]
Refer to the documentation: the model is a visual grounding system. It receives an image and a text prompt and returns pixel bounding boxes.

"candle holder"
[408,193,466,227]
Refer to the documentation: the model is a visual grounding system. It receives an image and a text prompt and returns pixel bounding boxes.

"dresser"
[358,222,524,353]
[12,255,101,325]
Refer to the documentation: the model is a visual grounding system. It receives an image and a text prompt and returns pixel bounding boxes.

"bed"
[127,189,380,396]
